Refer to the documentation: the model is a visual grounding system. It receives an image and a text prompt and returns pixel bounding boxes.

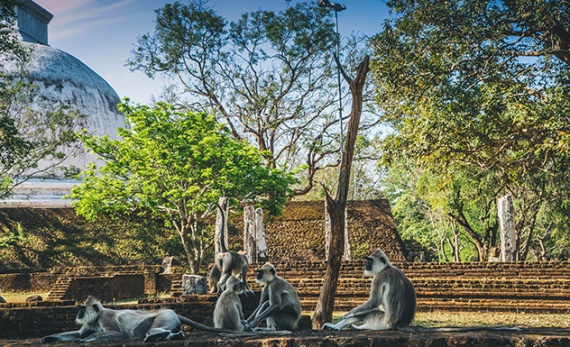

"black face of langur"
[364,249,391,277]
[256,264,275,284]
[77,305,86,319]
[227,276,245,295]
[76,296,103,325]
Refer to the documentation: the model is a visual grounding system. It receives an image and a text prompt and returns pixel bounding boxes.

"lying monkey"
[41,296,238,343]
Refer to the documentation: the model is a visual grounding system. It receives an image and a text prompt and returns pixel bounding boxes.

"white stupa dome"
[25,44,122,133]
[10,42,124,169]
[0,0,125,207]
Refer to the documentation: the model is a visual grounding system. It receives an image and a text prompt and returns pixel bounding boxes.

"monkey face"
[255,263,276,284]
[364,249,390,277]
[225,276,244,294]
[232,281,244,295]
[365,256,374,271]
[256,269,266,283]
[76,305,86,319]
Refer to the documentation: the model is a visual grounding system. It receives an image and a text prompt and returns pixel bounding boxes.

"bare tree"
[313,55,369,329]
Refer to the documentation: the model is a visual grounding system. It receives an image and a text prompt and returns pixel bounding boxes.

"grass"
[414,311,570,328]
[0,292,173,304]
[1,292,50,302]
[328,311,570,329]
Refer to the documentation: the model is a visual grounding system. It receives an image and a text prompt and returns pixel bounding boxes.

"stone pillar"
[255,208,268,262]
[161,256,173,274]
[243,205,256,263]
[215,197,229,254]
[498,194,516,261]
[182,275,207,295]
[143,268,157,295]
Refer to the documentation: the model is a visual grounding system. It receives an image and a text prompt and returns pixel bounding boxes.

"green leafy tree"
[373,0,570,260]
[1,2,85,198]
[129,1,376,195]
[69,101,295,273]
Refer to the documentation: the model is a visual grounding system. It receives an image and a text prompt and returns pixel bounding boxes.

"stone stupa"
[1,0,125,207]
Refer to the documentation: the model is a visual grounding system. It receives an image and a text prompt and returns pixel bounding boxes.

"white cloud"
[34,0,138,41]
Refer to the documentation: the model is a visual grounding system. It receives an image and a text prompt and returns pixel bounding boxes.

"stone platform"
[1,328,570,347]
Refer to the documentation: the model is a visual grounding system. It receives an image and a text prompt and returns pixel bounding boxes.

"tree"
[313,55,370,328]
[0,2,85,199]
[129,1,375,195]
[372,0,570,260]
[69,101,294,273]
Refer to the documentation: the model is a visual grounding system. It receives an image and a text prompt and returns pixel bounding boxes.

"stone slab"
[2,328,570,347]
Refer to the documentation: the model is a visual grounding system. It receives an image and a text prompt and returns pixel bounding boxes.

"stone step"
[178,261,570,313]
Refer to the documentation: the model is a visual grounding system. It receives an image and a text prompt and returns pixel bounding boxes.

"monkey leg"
[41,330,84,343]
[218,273,231,292]
[81,331,124,342]
[322,316,361,331]
[352,310,389,330]
[144,328,184,343]
[144,310,184,342]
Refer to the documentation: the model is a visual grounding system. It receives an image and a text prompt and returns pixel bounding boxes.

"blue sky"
[33,0,390,104]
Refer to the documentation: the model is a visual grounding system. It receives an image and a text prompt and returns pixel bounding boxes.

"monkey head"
[256,262,276,285]
[364,248,391,277]
[76,296,104,325]
[225,276,245,295]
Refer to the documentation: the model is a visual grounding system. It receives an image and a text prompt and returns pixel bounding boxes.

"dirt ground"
[2,327,570,347]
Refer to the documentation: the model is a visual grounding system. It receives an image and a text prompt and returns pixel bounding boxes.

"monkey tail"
[177,315,293,336]
[221,330,292,338]
[176,315,235,334]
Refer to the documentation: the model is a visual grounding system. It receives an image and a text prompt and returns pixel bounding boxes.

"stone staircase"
[46,278,72,301]
[172,261,570,313]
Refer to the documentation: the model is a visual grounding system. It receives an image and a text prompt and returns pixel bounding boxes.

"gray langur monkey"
[209,251,252,295]
[41,296,238,343]
[245,262,301,331]
[208,262,222,294]
[212,275,294,337]
[0,289,6,303]
[213,275,246,331]
[323,248,416,331]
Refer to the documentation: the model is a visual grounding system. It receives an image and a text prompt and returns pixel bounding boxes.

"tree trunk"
[214,197,229,254]
[313,55,369,329]
[180,226,200,274]
[324,200,350,260]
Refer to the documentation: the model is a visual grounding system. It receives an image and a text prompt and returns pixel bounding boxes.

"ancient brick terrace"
[180,260,570,314]
[2,260,570,346]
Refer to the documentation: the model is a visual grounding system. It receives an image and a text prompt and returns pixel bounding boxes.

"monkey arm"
[237,302,245,321]
[343,281,385,319]
[246,301,280,328]
[248,285,286,328]
[41,329,94,343]
[343,303,383,319]
[246,289,269,323]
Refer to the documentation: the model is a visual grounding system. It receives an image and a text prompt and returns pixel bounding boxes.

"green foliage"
[70,101,295,272]
[0,222,25,248]
[373,0,570,261]
[129,1,375,196]
[0,208,184,270]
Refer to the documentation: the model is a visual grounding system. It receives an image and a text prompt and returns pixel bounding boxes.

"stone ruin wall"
[0,199,406,271]
[228,199,407,262]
